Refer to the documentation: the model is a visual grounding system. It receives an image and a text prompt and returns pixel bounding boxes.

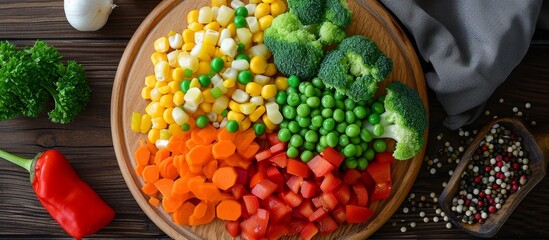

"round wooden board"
[111,0,428,239]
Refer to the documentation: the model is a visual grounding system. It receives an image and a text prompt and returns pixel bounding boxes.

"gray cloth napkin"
[380,0,543,130]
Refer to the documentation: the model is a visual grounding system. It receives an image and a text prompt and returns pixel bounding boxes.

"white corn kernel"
[246,17,260,33]
[171,107,190,125]
[183,102,199,113]
[236,28,253,46]
[155,139,170,150]
[220,117,228,128]
[231,0,245,9]
[220,38,238,58]
[207,111,218,122]
[198,7,213,24]
[214,81,228,94]
[178,54,199,72]
[154,61,170,82]
[222,67,238,81]
[253,74,270,85]
[249,44,270,59]
[249,96,264,106]
[212,7,219,19]
[218,28,232,46]
[217,5,235,27]
[194,31,205,44]
[265,101,279,113]
[167,50,181,67]
[231,59,250,70]
[212,95,230,114]
[245,4,257,16]
[184,87,204,107]
[169,33,183,49]
[232,89,250,103]
[267,111,283,124]
[211,74,223,85]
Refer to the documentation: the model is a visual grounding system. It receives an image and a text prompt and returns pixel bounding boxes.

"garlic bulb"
[64,0,117,31]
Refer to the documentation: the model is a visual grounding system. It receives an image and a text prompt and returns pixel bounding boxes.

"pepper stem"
[0,149,33,173]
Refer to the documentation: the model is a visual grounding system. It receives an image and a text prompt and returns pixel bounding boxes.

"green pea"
[286,87,297,94]
[300,150,314,162]
[286,147,299,158]
[236,53,251,62]
[290,134,304,147]
[319,135,327,146]
[253,122,266,136]
[319,127,328,136]
[321,108,333,118]
[339,135,350,147]
[351,136,361,145]
[304,85,315,97]
[316,144,326,153]
[288,75,300,88]
[312,115,324,128]
[372,124,385,136]
[306,97,320,108]
[353,106,369,120]
[210,57,224,73]
[333,109,345,123]
[314,88,322,97]
[365,148,375,161]
[198,75,211,87]
[345,158,358,169]
[221,109,228,117]
[287,93,300,107]
[303,142,316,151]
[299,128,308,137]
[225,119,239,132]
[311,77,324,89]
[180,80,191,93]
[345,124,360,138]
[275,91,287,105]
[296,104,310,117]
[237,70,252,84]
[334,91,346,100]
[234,15,247,28]
[322,118,336,131]
[345,110,356,124]
[357,158,369,170]
[372,102,385,114]
[288,121,301,133]
[298,82,307,94]
[305,130,319,143]
[321,95,336,108]
[342,144,357,158]
[237,43,246,53]
[310,109,321,117]
[235,6,248,17]
[280,120,289,129]
[326,132,339,147]
[360,129,373,142]
[360,142,369,152]
[368,113,381,125]
[336,122,348,134]
[180,123,191,131]
[196,115,209,128]
[373,139,387,153]
[282,105,297,119]
[297,116,311,128]
[335,100,345,110]
[300,95,308,103]
[355,145,363,157]
[344,98,356,111]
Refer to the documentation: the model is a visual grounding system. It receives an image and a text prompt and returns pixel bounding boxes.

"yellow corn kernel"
[253,31,264,43]
[189,22,204,32]
[270,0,287,17]
[187,9,199,24]
[258,15,273,31]
[203,88,215,103]
[155,61,171,82]
[183,29,195,44]
[167,50,181,67]
[264,63,277,77]
[163,108,175,124]
[151,52,168,65]
[172,67,184,82]
[261,84,277,99]
[131,112,142,132]
[167,30,177,37]
[147,102,165,118]
[262,114,277,130]
[250,0,262,3]
[241,117,252,131]
[140,114,152,133]
[173,91,185,106]
[239,103,257,115]
[148,129,160,143]
[189,78,201,88]
[205,22,221,31]
[159,129,171,140]
[229,100,241,113]
[249,106,265,122]
[211,0,227,7]
[227,23,236,37]
[155,80,168,88]
[152,117,168,129]
[262,0,276,3]
[227,111,245,122]
[184,87,204,106]
[158,85,171,95]
[275,76,288,91]
[245,82,263,97]
[169,80,181,94]
[200,102,212,113]
[223,78,236,88]
[250,55,267,74]
[197,61,211,76]
[160,94,174,108]
[255,3,270,19]
[214,48,225,58]
[150,88,161,102]
[182,42,195,52]
[154,37,170,53]
[204,44,216,56]
[144,75,156,88]
[141,87,152,100]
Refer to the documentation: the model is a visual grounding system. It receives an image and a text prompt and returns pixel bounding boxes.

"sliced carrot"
[148,197,160,207]
[154,148,171,165]
[142,165,160,183]
[142,182,159,196]
[234,129,256,153]
[172,201,195,226]
[135,165,145,176]
[162,196,183,213]
[212,166,238,190]
[189,201,216,226]
[186,145,211,167]
[159,157,179,180]
[193,201,208,218]
[134,145,151,166]
[223,153,243,168]
[173,173,195,195]
[197,124,217,144]
[172,155,188,176]
[219,193,234,201]
[197,182,221,201]
[238,141,260,160]
[146,142,159,155]
[154,178,174,198]
[217,127,236,142]
[187,175,206,199]
[216,199,242,221]
[191,130,206,145]
[167,140,185,155]
[212,140,236,159]
[203,160,219,180]
[186,139,198,150]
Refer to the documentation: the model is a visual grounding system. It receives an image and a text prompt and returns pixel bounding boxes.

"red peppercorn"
[485,166,491,172]
[489,206,496,213]
[497,161,503,167]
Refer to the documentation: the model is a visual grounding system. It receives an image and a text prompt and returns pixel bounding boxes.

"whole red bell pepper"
[0,149,115,239]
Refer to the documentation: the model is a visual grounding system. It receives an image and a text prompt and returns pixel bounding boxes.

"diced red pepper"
[255,149,272,162]
[320,192,339,211]
[287,158,310,177]
[375,151,396,165]
[309,207,327,222]
[288,219,307,236]
[343,169,362,185]
[250,170,267,189]
[333,184,351,205]
[311,196,322,208]
[263,196,293,224]
[352,182,369,207]
[366,161,391,184]
[371,181,392,201]
[331,205,347,224]
[298,199,314,218]
[251,179,278,200]
[265,166,285,192]
[321,147,345,168]
[361,170,376,194]
[307,155,335,177]
[346,205,373,223]
[320,172,341,193]
[282,190,303,208]
[300,180,318,199]
[317,215,338,234]
[269,142,286,154]
[266,224,289,240]
[267,132,281,145]
[225,221,241,238]
[242,194,259,215]
[230,183,247,200]
[269,152,288,168]
[240,208,269,239]
[235,167,249,185]
[286,175,303,194]
[300,222,319,240]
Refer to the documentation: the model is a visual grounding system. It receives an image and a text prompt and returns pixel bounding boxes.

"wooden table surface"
[1,0,548,239]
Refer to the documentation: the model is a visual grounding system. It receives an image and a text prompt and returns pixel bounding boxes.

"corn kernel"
[155,61,171,82]
[178,54,199,73]
[220,38,238,58]
[200,102,212,113]
[253,74,271,86]
[167,50,181,67]
[218,28,232,47]
[159,129,171,140]
[240,103,257,115]
[160,94,174,108]
[212,95,230,114]
[207,111,218,122]
[258,15,273,31]
[255,3,270,19]
[188,78,200,89]
[198,7,213,24]
[163,108,175,124]
[270,0,287,16]
[155,80,168,88]
[204,22,221,31]
[189,22,204,32]
[250,55,267,74]
[182,42,195,52]
[167,30,177,37]
[231,0,245,9]
[261,84,277,99]
[249,96,264,106]
[158,85,171,95]
[147,102,165,118]
[223,78,236,88]
[227,111,245,122]
[249,105,265,122]
[204,29,220,46]
[262,114,277,130]
[131,112,142,132]
[140,114,152,133]
[151,51,168,65]
[197,61,211,76]
[275,76,288,90]
[173,91,185,106]
[249,0,262,3]
[154,37,170,53]
[184,87,204,107]
[241,117,252,131]
[194,30,205,44]
[227,23,237,37]
[252,31,264,43]
[211,0,227,7]
[172,67,184,82]
[169,33,184,49]
[229,100,241,113]
[183,29,195,44]
[184,102,199,113]
[203,88,215,103]
[145,75,156,87]
[172,107,190,125]
[237,28,253,47]
[150,88,161,102]
[148,129,160,143]
[142,87,152,100]
[187,10,199,24]
[262,0,276,3]
[264,63,277,76]
[232,89,250,103]
[231,59,250,71]
[246,17,260,33]
[249,44,271,59]
[245,82,262,97]
[217,5,235,27]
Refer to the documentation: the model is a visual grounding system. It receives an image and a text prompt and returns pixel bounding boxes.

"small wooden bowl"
[439,118,549,238]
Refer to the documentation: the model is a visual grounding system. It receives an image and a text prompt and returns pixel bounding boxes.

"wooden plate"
[111,0,428,239]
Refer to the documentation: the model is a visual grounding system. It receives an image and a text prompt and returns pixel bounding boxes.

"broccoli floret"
[264,13,324,80]
[324,0,352,28]
[317,35,392,101]
[287,0,326,25]
[318,21,347,45]
[367,82,428,160]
